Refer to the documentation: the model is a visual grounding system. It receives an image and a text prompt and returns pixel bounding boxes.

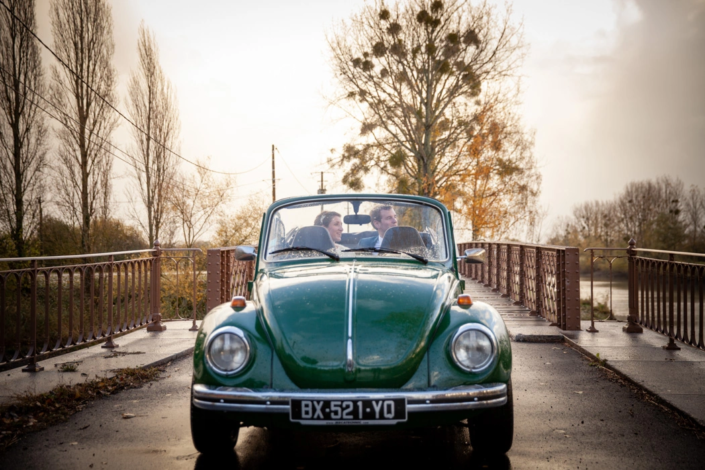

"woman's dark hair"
[314,211,342,228]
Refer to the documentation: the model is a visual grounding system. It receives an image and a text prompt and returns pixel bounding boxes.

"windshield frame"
[261,195,451,264]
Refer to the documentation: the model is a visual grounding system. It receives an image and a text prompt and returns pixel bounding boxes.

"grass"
[57,362,79,372]
[0,365,164,452]
[580,295,614,321]
[589,352,608,368]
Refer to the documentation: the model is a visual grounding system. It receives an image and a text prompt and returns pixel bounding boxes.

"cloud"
[586,0,705,188]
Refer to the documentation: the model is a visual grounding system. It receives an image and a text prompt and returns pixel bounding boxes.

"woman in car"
[314,211,344,249]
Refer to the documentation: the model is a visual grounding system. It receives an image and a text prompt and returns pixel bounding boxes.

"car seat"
[291,226,336,252]
[380,226,425,251]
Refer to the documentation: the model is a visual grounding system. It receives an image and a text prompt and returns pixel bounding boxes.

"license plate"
[290,398,407,425]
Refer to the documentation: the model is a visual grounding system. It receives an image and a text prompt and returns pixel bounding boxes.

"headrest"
[381,226,425,251]
[292,226,335,252]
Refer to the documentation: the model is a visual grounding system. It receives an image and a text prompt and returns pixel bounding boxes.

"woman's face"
[326,216,344,242]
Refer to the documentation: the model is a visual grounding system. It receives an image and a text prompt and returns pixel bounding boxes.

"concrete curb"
[562,335,705,431]
[129,346,195,371]
[511,333,564,343]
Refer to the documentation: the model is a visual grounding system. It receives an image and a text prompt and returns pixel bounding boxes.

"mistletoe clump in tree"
[328,0,540,240]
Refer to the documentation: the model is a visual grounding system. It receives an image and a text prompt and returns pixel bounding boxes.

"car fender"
[428,301,511,389]
[193,302,272,388]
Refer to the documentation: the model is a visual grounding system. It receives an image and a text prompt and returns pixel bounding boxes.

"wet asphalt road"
[2,342,704,470]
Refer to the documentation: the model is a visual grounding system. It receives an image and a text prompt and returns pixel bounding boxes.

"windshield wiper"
[269,246,340,261]
[343,247,428,265]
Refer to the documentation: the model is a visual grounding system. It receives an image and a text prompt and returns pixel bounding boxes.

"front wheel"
[468,380,514,455]
[191,402,240,454]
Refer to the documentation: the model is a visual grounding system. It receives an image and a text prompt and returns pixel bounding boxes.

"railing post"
[564,247,581,331]
[206,249,222,312]
[480,243,486,284]
[587,249,598,333]
[663,253,680,350]
[22,260,44,372]
[492,245,500,292]
[190,251,199,331]
[147,240,166,332]
[484,244,492,287]
[501,245,510,298]
[514,246,525,306]
[532,248,543,317]
[549,250,561,327]
[102,255,119,348]
[624,238,643,333]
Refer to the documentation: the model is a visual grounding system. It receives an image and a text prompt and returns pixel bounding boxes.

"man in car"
[358,204,398,249]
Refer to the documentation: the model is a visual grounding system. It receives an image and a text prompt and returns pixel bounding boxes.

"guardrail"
[585,239,704,350]
[205,247,256,312]
[0,242,201,371]
[458,241,581,330]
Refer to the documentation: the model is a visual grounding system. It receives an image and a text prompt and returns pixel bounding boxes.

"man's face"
[374,208,398,236]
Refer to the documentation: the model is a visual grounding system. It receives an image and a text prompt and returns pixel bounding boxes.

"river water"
[580,276,629,321]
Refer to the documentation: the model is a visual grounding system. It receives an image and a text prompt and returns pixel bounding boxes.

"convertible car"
[191,194,513,455]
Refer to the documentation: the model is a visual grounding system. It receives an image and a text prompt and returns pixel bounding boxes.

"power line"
[0,0,267,177]
[0,65,260,199]
[275,147,311,195]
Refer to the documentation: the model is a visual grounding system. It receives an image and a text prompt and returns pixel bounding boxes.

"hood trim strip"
[346,261,356,373]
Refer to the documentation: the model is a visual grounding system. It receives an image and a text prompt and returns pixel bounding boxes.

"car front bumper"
[192,382,507,414]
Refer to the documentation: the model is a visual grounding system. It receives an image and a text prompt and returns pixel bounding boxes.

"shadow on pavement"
[192,425,512,470]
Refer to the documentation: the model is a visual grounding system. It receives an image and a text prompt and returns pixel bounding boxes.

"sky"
[32,0,705,240]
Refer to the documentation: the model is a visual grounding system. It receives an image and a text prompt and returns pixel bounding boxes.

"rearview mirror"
[235,246,257,261]
[344,214,371,225]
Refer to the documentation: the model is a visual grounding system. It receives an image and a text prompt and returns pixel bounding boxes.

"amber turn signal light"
[457,294,473,307]
[231,296,246,308]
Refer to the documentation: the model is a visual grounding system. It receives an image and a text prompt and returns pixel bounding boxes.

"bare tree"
[327,0,527,197]
[683,185,704,246]
[0,0,47,257]
[125,21,180,246]
[170,158,231,248]
[213,195,266,247]
[49,0,118,253]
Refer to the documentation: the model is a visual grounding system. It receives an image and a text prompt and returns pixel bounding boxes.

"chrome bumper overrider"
[192,383,507,413]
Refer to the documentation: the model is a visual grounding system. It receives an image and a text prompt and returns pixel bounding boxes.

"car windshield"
[264,198,448,262]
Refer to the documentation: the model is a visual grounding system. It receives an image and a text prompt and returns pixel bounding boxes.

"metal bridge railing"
[205,247,256,312]
[458,241,581,331]
[206,242,582,331]
[585,239,704,351]
[0,242,201,372]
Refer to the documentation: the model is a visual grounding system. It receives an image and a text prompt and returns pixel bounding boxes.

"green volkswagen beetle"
[191,194,512,455]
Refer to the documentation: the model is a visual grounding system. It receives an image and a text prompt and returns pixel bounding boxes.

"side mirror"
[463,248,485,264]
[234,246,257,261]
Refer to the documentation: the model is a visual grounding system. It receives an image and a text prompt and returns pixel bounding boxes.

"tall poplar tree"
[49,0,118,253]
[0,0,47,257]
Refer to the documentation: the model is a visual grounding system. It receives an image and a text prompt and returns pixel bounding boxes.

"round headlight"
[206,327,250,375]
[451,324,497,372]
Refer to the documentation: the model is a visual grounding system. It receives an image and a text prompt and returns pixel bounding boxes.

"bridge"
[0,239,704,467]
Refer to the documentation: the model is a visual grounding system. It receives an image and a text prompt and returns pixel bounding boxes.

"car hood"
[257,261,454,389]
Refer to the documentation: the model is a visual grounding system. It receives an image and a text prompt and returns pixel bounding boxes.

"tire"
[468,380,514,455]
[190,402,240,454]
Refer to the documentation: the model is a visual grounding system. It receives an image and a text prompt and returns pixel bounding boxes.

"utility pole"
[317,171,327,195]
[271,144,276,203]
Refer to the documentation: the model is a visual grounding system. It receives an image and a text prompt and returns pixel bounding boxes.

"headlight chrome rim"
[450,323,498,373]
[205,326,251,376]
